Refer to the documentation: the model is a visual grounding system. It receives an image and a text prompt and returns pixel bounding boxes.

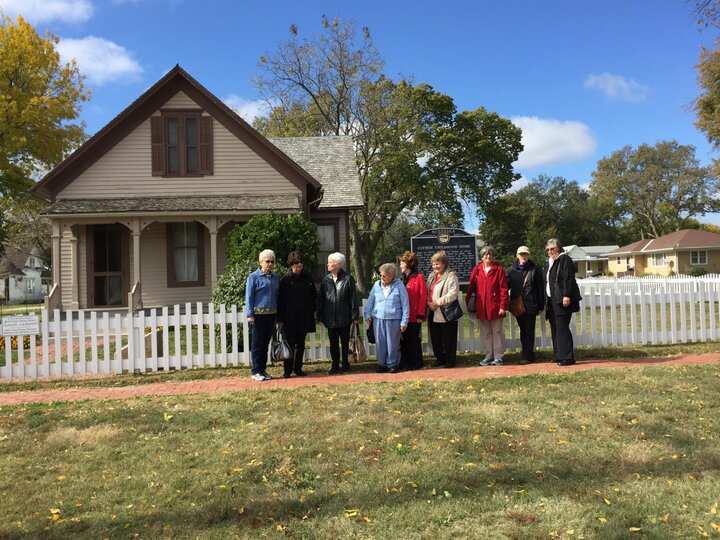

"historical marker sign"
[411,228,477,285]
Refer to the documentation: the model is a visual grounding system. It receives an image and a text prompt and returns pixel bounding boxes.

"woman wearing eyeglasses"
[543,239,582,366]
[246,249,280,381]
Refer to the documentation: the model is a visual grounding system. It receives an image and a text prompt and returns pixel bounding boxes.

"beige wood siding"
[162,91,200,109]
[60,230,72,306]
[58,92,302,199]
[139,221,212,307]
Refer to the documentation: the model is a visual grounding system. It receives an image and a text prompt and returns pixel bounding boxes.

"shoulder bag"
[438,275,464,322]
[509,271,530,317]
[270,326,293,363]
[349,323,367,363]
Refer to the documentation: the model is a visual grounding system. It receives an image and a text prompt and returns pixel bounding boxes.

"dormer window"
[151,111,213,177]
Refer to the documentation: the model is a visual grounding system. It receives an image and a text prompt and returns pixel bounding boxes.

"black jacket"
[544,253,582,316]
[277,271,317,334]
[316,269,359,328]
[506,260,544,316]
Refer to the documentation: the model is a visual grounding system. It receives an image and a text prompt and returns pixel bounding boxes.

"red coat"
[404,272,427,322]
[466,263,509,320]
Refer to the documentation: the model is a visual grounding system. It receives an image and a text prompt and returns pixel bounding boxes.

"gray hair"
[479,245,496,258]
[545,238,564,252]
[327,252,346,269]
[258,249,276,264]
[378,263,398,279]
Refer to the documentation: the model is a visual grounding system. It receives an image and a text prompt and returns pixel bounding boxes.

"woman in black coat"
[277,251,317,378]
[543,238,581,366]
[506,246,544,364]
[316,252,359,374]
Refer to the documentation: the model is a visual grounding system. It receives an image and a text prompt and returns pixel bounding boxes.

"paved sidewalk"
[0,354,718,406]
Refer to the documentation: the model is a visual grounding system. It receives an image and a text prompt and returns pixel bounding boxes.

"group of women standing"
[244,239,581,381]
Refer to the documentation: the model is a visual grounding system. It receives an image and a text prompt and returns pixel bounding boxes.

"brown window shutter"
[199,116,213,175]
[151,116,165,176]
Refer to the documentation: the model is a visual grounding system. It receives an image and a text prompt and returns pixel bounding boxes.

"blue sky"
[3,0,719,228]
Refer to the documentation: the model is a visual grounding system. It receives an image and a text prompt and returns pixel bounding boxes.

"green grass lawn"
[1,363,719,539]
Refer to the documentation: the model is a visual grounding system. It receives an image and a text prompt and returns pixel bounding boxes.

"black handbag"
[270,327,293,363]
[366,319,376,344]
[440,299,464,322]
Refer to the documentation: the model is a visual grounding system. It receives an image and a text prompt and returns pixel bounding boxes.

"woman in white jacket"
[425,250,460,368]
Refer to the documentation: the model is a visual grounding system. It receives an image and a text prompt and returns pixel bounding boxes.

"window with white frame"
[651,253,668,267]
[26,278,35,294]
[616,257,621,265]
[690,250,708,265]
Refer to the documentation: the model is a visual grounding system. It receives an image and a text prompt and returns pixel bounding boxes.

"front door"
[88,225,129,307]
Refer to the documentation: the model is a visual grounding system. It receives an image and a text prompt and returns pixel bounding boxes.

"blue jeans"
[251,314,276,375]
[373,318,402,369]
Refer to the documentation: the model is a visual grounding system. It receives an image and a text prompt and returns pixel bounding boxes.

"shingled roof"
[270,136,363,209]
[604,229,720,256]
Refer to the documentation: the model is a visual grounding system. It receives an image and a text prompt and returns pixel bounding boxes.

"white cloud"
[0,0,94,24]
[511,116,597,169]
[222,94,271,123]
[57,36,142,85]
[584,72,651,102]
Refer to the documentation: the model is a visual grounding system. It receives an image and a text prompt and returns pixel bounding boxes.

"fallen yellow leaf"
[604,498,612,506]
[629,526,641,532]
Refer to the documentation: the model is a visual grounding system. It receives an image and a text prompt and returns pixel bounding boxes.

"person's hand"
[417,316,424,323]
[248,316,255,324]
[562,296,570,308]
[276,321,284,328]
[400,326,407,333]
[366,318,372,326]
[428,301,437,310]
[499,308,505,317]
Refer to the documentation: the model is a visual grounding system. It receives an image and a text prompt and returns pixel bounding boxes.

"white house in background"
[0,246,51,304]
[565,244,619,278]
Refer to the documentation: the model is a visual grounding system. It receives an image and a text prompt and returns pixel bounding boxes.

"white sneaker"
[479,357,493,366]
[491,358,504,366]
[251,373,265,381]
[262,372,272,380]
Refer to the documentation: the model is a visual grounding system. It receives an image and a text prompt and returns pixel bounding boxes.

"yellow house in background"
[603,229,720,276]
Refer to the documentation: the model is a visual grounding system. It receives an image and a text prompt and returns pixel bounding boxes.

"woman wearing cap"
[544,238,582,366]
[466,246,509,366]
[506,246,544,364]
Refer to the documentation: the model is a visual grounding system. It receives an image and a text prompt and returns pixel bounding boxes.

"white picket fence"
[1,276,720,383]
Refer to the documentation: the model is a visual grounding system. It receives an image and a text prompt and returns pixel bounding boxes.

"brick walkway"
[0,354,718,406]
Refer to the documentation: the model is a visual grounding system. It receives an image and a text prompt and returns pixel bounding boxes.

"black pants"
[283,327,307,375]
[428,313,457,367]
[400,322,423,369]
[515,313,537,361]
[547,303,574,361]
[250,314,276,375]
[328,326,351,370]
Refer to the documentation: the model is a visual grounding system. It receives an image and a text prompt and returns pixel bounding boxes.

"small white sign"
[1,315,40,336]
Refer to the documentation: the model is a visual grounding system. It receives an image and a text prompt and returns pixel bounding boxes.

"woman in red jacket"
[399,251,427,370]
[466,246,509,366]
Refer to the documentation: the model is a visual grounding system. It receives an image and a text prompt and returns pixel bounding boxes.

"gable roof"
[31,65,323,202]
[0,246,39,278]
[604,229,720,256]
[270,136,363,209]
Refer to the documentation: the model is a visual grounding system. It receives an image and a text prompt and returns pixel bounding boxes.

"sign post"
[411,228,477,285]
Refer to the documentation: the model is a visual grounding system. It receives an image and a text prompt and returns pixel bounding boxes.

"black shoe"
[519,359,530,365]
[558,360,576,366]
[431,360,445,368]
[375,365,388,373]
[443,363,455,369]
[339,368,351,374]
[388,367,398,373]
[294,370,308,377]
[328,367,340,375]
[283,372,292,378]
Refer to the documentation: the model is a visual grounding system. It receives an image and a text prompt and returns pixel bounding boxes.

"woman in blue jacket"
[364,263,410,373]
[245,249,279,381]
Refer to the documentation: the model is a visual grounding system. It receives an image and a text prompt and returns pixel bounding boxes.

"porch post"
[69,225,79,309]
[51,220,62,286]
[208,216,218,289]
[131,218,141,284]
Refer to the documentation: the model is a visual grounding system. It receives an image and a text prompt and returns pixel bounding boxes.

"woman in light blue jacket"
[364,263,410,373]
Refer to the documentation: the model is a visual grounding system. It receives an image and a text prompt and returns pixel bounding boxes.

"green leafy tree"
[590,140,719,239]
[0,196,50,263]
[212,213,319,309]
[479,175,628,266]
[254,18,522,293]
[0,16,89,197]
